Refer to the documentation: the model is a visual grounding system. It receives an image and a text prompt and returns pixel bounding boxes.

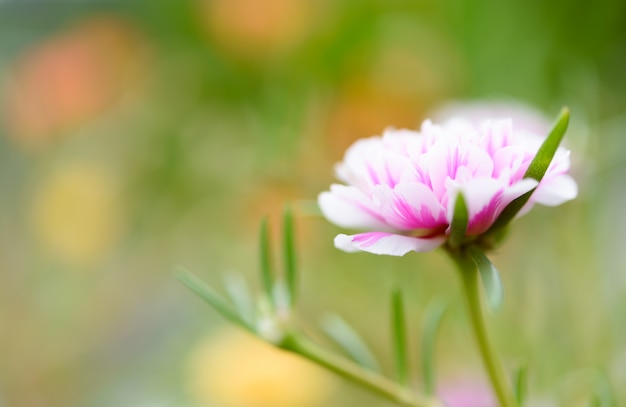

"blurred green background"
[0,0,625,406]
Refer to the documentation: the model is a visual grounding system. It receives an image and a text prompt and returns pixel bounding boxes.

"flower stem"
[280,332,444,407]
[448,249,517,407]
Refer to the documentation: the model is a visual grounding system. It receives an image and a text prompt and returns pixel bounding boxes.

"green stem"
[448,249,517,407]
[280,333,443,407]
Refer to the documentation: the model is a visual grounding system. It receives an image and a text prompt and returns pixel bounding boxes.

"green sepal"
[449,191,469,248]
[485,108,570,237]
[391,288,409,386]
[282,205,297,308]
[420,300,447,395]
[468,247,504,312]
[176,267,255,332]
[524,107,570,181]
[477,224,510,252]
[321,313,381,372]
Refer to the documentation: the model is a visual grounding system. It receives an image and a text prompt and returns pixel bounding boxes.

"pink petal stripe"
[318,185,389,230]
[372,183,446,231]
[467,178,538,235]
[335,232,445,256]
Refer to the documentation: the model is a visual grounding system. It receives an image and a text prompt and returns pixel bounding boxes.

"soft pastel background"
[0,1,625,406]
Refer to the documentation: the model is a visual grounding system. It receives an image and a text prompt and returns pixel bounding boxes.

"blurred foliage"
[0,0,625,406]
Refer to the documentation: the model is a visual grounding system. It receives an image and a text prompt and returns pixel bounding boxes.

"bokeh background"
[0,1,625,406]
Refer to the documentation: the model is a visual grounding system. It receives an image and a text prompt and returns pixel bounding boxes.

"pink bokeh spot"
[319,117,577,256]
[439,383,496,407]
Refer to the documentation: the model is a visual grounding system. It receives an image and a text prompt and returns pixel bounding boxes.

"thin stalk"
[421,301,446,395]
[448,249,517,407]
[392,288,409,387]
[282,205,297,307]
[280,333,443,407]
[259,217,275,308]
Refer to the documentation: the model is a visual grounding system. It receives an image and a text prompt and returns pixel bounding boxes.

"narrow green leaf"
[513,364,528,406]
[468,247,504,312]
[420,300,447,395]
[391,288,409,386]
[272,279,291,312]
[223,273,255,326]
[486,108,570,235]
[176,267,254,332]
[282,205,297,307]
[449,191,469,248]
[321,313,381,372]
[259,217,275,307]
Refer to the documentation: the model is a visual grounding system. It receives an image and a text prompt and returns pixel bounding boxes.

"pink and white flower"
[318,118,577,256]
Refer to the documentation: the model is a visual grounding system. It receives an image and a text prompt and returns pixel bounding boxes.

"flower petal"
[425,141,494,200]
[448,178,538,235]
[446,178,502,224]
[532,174,578,206]
[371,183,447,231]
[336,132,417,189]
[335,232,445,256]
[318,185,389,230]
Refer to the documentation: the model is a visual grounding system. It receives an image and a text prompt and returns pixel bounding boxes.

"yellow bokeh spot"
[32,163,122,267]
[187,329,334,407]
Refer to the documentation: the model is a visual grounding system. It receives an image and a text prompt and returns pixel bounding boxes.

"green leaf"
[321,313,381,372]
[513,364,528,406]
[223,273,255,326]
[486,108,570,236]
[449,191,469,248]
[259,217,275,307]
[282,205,297,307]
[176,267,254,332]
[420,300,447,395]
[468,247,504,312]
[271,279,291,312]
[391,288,409,386]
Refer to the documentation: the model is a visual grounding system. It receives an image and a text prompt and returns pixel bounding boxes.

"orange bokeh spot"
[201,0,314,59]
[326,44,456,156]
[3,16,145,149]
